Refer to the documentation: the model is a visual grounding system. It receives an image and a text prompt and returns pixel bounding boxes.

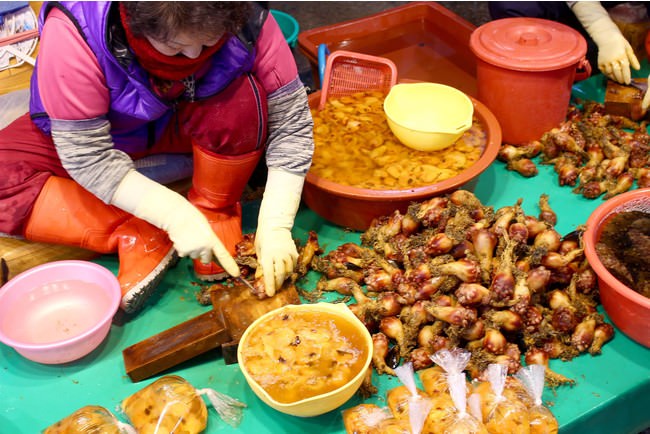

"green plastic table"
[2,74,650,434]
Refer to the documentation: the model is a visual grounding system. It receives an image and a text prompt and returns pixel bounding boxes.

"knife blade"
[237,275,256,292]
[629,79,648,93]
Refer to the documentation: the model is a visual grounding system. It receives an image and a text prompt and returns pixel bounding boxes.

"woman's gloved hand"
[110,170,240,277]
[572,1,640,84]
[255,168,305,297]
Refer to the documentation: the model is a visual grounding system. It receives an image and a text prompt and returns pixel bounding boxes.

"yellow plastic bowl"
[384,82,474,151]
[237,303,372,417]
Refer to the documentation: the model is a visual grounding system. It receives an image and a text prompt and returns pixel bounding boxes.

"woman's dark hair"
[121,2,251,42]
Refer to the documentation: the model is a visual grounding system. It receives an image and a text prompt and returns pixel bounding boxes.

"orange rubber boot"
[23,176,177,313]
[188,144,263,281]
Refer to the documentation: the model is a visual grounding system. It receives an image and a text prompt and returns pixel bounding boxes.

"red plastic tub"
[297,2,478,96]
[583,188,650,348]
[470,17,590,145]
[302,91,502,231]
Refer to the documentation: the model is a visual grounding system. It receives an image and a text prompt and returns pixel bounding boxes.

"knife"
[629,78,648,93]
[237,275,256,292]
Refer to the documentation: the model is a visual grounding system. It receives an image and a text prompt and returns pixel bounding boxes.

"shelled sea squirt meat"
[310,90,485,190]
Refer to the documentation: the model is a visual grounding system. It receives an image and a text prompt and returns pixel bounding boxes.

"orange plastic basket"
[318,50,398,110]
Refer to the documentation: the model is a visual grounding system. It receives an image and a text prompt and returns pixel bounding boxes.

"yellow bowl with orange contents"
[237,303,372,417]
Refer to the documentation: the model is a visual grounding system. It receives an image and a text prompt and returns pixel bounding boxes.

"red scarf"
[119,3,225,82]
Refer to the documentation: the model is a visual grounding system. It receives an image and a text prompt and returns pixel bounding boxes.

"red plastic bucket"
[470,18,590,145]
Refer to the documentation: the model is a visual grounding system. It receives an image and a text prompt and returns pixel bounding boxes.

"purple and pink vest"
[29,1,257,154]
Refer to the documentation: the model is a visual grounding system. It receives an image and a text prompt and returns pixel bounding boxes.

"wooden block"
[122,309,231,382]
[0,237,99,282]
[604,78,647,121]
[211,283,301,364]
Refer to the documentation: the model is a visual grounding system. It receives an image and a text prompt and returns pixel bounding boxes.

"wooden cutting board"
[604,78,648,120]
[210,283,301,364]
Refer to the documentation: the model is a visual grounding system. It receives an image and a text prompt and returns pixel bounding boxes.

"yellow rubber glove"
[572,1,640,84]
[110,170,240,277]
[255,168,304,297]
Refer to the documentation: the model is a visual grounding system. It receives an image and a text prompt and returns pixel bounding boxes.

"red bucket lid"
[470,17,587,71]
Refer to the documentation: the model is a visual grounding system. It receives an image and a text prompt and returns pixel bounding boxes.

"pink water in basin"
[2,280,111,344]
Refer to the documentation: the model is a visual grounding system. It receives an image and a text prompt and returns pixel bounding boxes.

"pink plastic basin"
[0,260,121,364]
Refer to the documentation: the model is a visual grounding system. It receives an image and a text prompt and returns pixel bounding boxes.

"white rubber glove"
[572,1,640,84]
[255,168,304,297]
[110,170,240,277]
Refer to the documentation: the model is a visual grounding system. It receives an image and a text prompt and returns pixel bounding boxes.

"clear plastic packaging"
[427,349,488,434]
[474,363,530,434]
[467,392,483,422]
[418,365,450,396]
[609,2,650,60]
[503,375,535,408]
[120,375,246,433]
[375,417,413,433]
[43,405,136,434]
[394,362,433,434]
[386,385,430,420]
[342,404,404,434]
[515,364,559,434]
[417,363,460,434]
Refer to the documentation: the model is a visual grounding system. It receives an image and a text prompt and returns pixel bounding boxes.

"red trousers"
[0,74,267,235]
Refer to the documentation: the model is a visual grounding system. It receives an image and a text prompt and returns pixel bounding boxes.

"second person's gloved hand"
[572,1,640,84]
[110,170,240,277]
[255,168,305,297]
